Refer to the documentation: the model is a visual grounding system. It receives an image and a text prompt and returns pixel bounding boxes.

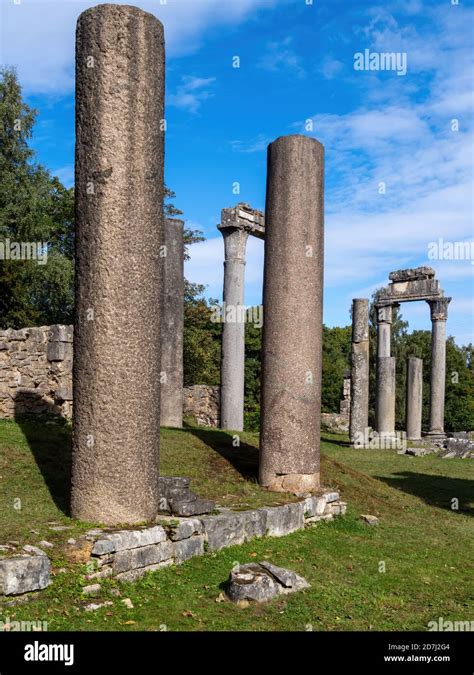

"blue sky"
[1,0,473,345]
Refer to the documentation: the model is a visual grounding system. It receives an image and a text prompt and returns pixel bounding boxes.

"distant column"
[349,299,369,447]
[161,218,184,428]
[260,134,324,493]
[427,297,451,438]
[406,357,422,441]
[72,5,164,524]
[376,357,396,436]
[218,225,249,431]
[376,305,392,357]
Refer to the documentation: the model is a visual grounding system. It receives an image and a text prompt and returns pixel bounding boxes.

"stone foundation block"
[0,555,50,595]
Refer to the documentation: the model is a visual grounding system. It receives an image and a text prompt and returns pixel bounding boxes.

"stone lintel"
[388,266,435,282]
[218,202,265,239]
[378,277,443,304]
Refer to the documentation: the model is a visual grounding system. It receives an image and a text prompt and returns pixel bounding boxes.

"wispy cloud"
[168,75,216,113]
[258,37,306,78]
[230,134,270,154]
[0,0,278,94]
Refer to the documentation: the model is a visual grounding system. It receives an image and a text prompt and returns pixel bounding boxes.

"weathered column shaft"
[349,298,369,446]
[260,134,324,493]
[376,356,396,435]
[428,298,450,435]
[219,227,249,431]
[406,357,423,440]
[377,305,392,357]
[161,218,184,428]
[71,5,165,524]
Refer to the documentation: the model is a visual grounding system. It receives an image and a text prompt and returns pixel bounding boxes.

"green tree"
[0,68,74,327]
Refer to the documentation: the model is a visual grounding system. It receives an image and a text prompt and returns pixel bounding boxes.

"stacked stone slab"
[72,4,165,524]
[218,203,264,432]
[349,299,369,447]
[406,357,423,441]
[161,218,184,428]
[85,490,345,582]
[260,135,324,493]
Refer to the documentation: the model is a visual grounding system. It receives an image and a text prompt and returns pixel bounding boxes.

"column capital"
[218,226,249,261]
[376,304,393,324]
[427,297,451,321]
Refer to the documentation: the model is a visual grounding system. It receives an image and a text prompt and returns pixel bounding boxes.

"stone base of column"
[260,472,320,495]
[423,430,446,441]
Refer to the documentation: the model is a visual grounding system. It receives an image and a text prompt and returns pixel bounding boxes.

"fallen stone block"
[360,514,379,526]
[226,562,309,603]
[0,555,50,596]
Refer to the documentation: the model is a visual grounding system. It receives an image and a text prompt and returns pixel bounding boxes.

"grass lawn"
[0,417,472,631]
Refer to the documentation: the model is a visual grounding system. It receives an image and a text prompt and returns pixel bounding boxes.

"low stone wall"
[321,412,349,433]
[0,491,346,595]
[85,491,346,583]
[183,384,220,427]
[0,324,220,427]
[0,325,73,419]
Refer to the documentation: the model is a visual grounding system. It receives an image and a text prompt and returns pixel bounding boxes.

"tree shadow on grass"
[376,471,474,516]
[320,432,351,448]
[184,425,259,482]
[14,395,72,516]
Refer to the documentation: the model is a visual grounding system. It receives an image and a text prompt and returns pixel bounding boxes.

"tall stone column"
[376,357,396,436]
[161,218,184,428]
[427,297,451,437]
[260,134,324,493]
[349,299,369,447]
[376,305,392,357]
[218,225,249,432]
[71,5,165,524]
[406,357,422,440]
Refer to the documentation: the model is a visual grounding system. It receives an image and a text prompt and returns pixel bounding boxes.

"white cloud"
[52,164,74,188]
[230,134,270,153]
[168,75,216,113]
[0,0,279,94]
[258,36,306,78]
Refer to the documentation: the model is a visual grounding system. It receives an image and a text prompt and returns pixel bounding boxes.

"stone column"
[376,357,396,436]
[71,5,165,524]
[218,225,249,431]
[260,134,324,493]
[376,305,392,357]
[161,218,184,428]
[349,299,369,447]
[406,357,422,440]
[427,297,451,438]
